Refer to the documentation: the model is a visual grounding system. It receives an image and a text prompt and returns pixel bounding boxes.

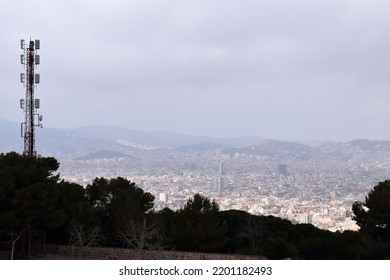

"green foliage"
[47,181,98,244]
[353,180,390,241]
[2,151,390,259]
[219,210,255,254]
[85,177,155,245]
[181,193,219,215]
[155,207,176,240]
[57,181,96,225]
[262,237,299,259]
[0,152,63,230]
[0,152,59,189]
[171,194,228,252]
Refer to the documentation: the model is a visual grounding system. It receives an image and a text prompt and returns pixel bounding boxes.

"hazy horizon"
[2,117,389,145]
[2,1,390,142]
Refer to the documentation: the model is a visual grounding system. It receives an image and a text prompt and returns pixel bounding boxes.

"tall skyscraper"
[214,161,224,194]
[277,164,288,176]
[219,161,224,176]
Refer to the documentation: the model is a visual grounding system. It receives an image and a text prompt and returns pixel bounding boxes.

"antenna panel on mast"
[20,38,42,157]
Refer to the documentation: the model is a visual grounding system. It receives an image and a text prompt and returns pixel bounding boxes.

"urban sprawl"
[56,141,390,232]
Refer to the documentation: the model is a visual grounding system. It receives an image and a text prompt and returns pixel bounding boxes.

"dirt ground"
[0,250,72,260]
[0,250,10,260]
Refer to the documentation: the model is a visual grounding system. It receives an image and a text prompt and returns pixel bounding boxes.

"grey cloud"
[2,0,390,141]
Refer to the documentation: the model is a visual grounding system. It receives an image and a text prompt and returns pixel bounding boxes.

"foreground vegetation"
[1,152,390,259]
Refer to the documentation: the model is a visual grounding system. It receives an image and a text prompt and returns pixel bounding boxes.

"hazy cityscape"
[2,2,390,237]
[17,123,387,233]
[3,1,390,275]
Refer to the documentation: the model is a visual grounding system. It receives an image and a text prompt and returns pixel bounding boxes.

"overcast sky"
[1,0,390,141]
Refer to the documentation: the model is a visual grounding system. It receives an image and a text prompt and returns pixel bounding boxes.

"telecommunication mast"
[20,39,42,156]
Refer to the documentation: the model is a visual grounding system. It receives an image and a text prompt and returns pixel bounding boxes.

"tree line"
[1,152,390,259]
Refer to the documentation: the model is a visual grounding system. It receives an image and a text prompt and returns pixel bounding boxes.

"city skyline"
[2,1,390,141]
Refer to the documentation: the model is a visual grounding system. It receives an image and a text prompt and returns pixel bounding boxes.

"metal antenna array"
[20,39,42,156]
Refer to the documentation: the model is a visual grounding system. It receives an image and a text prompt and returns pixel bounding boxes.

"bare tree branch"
[0,228,27,260]
[68,222,101,259]
[117,218,171,255]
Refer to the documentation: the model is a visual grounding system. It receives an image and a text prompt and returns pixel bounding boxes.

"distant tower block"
[159,192,169,204]
[213,161,224,194]
[214,176,223,193]
[20,39,43,156]
[218,161,224,176]
[277,164,288,176]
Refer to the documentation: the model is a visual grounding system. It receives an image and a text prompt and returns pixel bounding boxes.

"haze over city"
[1,0,390,141]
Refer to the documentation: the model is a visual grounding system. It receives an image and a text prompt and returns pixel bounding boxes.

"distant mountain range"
[74,150,134,160]
[0,119,265,155]
[0,119,24,152]
[2,118,390,160]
